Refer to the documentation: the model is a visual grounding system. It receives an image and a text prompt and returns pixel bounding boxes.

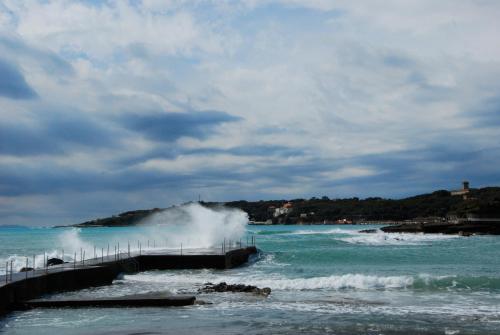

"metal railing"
[1,235,256,284]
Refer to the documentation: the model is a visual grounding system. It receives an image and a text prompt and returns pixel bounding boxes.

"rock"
[359,229,378,233]
[259,287,272,296]
[458,231,473,237]
[381,222,500,235]
[19,267,34,272]
[194,300,213,305]
[199,282,271,296]
[47,258,64,266]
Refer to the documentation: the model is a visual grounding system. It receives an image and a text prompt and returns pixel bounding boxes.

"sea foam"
[338,231,459,246]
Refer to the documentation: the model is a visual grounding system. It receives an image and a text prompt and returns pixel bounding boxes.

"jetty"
[0,240,258,315]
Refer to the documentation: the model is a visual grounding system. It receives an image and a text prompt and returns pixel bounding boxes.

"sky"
[1,0,500,226]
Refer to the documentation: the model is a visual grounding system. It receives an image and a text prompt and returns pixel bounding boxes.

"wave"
[255,230,294,235]
[290,228,354,235]
[337,231,459,246]
[0,251,62,275]
[413,274,500,291]
[138,203,248,248]
[124,272,412,291]
[266,227,459,247]
[0,229,98,275]
[254,274,500,292]
[243,274,415,290]
[123,271,500,293]
[252,227,461,246]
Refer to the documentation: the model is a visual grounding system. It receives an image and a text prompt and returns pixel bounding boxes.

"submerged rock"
[199,282,271,296]
[19,267,34,272]
[359,229,378,233]
[47,258,64,266]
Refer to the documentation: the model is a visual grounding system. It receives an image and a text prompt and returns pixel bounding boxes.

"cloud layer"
[1,0,500,225]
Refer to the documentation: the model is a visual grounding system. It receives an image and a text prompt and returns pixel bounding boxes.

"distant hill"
[72,208,163,227]
[213,187,500,224]
[70,187,500,227]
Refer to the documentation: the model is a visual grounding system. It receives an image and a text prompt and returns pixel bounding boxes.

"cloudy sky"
[1,0,500,226]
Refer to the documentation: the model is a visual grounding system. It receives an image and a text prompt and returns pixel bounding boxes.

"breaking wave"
[124,272,500,292]
[337,231,459,246]
[0,204,248,274]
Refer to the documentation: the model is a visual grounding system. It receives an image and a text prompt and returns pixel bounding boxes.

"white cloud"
[1,0,500,224]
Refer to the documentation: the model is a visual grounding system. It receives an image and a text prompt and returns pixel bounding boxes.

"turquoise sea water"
[1,224,500,334]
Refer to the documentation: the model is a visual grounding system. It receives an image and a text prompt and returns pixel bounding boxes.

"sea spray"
[140,203,248,249]
[0,204,248,274]
[58,228,93,259]
[54,203,249,262]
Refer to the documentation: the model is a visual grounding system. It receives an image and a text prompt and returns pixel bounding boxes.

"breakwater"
[0,244,258,315]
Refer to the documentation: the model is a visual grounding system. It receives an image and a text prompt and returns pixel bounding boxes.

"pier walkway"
[0,240,258,314]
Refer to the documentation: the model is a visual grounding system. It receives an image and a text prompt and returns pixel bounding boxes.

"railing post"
[83,250,85,265]
[33,255,35,275]
[101,248,104,263]
[128,241,130,257]
[74,252,76,269]
[5,262,8,283]
[25,258,28,279]
[10,260,14,280]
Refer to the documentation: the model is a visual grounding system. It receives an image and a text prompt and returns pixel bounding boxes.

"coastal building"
[273,202,293,217]
[336,218,353,224]
[451,181,470,200]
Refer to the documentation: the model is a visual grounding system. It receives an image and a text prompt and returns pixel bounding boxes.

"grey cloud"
[120,110,242,142]
[0,110,118,156]
[0,58,37,99]
[383,54,415,68]
[115,144,305,168]
[468,95,500,127]
[0,35,74,76]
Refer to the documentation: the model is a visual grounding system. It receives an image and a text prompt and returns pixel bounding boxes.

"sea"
[1,214,500,334]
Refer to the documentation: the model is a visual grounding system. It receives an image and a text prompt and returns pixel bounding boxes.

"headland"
[63,183,500,235]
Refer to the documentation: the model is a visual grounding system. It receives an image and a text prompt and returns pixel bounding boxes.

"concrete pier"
[0,246,257,315]
[21,295,196,308]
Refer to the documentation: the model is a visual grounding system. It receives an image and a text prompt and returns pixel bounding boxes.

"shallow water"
[1,224,500,334]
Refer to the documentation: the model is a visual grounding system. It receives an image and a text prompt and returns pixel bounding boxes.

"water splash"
[140,203,248,249]
[0,203,248,274]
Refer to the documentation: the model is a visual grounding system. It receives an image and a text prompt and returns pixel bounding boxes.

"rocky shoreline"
[199,282,271,296]
[361,221,500,235]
